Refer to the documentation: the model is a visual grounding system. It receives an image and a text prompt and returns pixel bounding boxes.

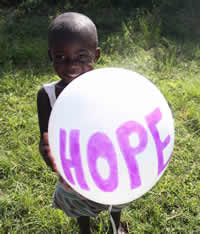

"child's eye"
[55,55,65,61]
[78,54,90,62]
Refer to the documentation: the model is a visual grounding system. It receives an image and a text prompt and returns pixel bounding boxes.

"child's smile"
[49,40,98,85]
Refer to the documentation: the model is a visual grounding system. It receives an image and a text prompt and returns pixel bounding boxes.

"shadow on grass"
[1,5,200,78]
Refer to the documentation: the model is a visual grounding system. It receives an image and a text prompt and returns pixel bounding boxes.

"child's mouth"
[67,73,81,78]
[61,73,81,83]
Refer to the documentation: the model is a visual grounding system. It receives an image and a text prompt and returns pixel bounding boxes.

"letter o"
[87,132,118,192]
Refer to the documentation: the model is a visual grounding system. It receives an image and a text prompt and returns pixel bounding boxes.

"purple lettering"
[59,128,89,190]
[87,132,118,192]
[145,108,171,175]
[116,121,148,189]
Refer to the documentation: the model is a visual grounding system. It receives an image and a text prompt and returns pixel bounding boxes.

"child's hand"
[41,132,58,173]
[41,133,72,190]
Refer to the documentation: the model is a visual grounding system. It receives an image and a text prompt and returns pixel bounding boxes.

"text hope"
[59,107,171,192]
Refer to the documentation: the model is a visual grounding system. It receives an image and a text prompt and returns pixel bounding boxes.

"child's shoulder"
[37,81,57,96]
[37,81,58,107]
[37,86,49,105]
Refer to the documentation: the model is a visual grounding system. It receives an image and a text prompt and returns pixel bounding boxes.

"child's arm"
[37,87,57,172]
[42,132,58,172]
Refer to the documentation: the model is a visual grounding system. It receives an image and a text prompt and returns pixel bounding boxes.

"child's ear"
[95,47,101,62]
[48,49,53,62]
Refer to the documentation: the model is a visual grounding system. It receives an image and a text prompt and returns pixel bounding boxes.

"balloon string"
[109,205,117,234]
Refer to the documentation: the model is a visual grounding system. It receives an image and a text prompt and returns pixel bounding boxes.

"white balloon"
[48,67,174,205]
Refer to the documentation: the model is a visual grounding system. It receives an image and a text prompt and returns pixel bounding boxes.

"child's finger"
[49,151,58,173]
[43,132,49,145]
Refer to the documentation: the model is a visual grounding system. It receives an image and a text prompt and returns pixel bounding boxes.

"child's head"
[48,12,100,84]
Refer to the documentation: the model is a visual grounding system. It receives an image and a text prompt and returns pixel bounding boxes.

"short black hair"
[48,12,98,50]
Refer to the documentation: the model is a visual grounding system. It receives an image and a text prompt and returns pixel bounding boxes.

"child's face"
[49,39,100,85]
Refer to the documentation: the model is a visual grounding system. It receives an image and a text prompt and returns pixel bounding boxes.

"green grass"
[0,6,200,233]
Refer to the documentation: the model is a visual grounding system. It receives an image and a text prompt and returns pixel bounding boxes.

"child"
[37,12,127,234]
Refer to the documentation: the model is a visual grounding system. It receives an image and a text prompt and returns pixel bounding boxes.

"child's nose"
[64,58,81,72]
[65,56,78,64]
